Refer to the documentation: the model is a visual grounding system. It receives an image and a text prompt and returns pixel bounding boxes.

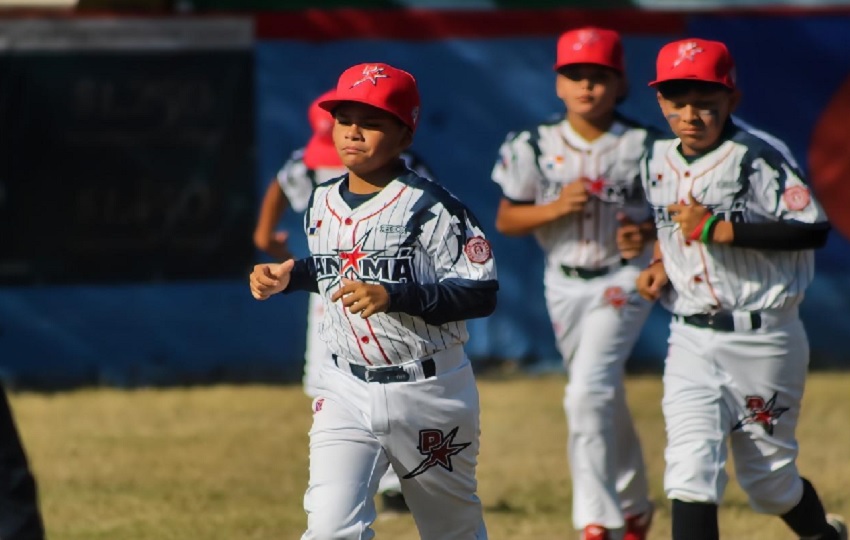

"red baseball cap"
[303,89,343,169]
[318,63,420,132]
[554,27,624,73]
[649,39,736,89]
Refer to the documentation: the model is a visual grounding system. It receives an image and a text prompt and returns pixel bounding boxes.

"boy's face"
[556,64,624,120]
[332,102,412,175]
[656,87,740,155]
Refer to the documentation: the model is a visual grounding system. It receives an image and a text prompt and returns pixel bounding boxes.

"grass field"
[8,371,850,539]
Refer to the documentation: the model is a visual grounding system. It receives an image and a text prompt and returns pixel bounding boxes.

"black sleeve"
[384,278,499,326]
[730,220,831,250]
[282,258,319,294]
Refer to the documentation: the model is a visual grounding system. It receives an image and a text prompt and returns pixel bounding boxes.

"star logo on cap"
[351,65,389,88]
[572,29,600,50]
[673,41,704,67]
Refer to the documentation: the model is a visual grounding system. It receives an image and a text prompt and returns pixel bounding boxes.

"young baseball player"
[250,62,497,539]
[637,38,846,540]
[491,27,656,540]
[253,89,437,514]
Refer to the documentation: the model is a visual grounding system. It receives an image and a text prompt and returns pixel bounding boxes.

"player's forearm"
[495,200,566,236]
[253,181,289,250]
[709,220,830,250]
[384,280,498,326]
[280,258,318,294]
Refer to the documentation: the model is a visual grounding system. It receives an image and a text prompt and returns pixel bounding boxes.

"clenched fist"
[249,260,295,300]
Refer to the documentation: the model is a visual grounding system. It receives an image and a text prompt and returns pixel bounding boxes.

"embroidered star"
[584,176,607,195]
[338,244,368,277]
[572,29,600,50]
[673,41,704,67]
[351,65,389,88]
[403,427,471,478]
[733,393,790,436]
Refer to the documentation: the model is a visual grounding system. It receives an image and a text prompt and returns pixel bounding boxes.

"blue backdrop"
[2,14,848,388]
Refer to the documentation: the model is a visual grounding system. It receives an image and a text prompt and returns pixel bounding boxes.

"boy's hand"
[616,212,645,259]
[249,260,295,300]
[636,263,669,301]
[331,278,390,319]
[667,193,710,240]
[553,179,589,216]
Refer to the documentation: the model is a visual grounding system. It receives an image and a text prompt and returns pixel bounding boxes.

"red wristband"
[688,213,714,242]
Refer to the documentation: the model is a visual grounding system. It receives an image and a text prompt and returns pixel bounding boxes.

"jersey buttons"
[344,217,353,225]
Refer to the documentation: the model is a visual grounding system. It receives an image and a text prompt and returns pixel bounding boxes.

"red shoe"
[624,504,655,540]
[583,524,609,540]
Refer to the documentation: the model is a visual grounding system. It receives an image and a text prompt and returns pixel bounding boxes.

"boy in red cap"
[250,63,497,539]
[252,88,435,514]
[637,38,845,540]
[491,27,657,540]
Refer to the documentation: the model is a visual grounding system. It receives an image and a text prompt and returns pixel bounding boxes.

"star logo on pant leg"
[403,427,471,479]
[733,392,789,436]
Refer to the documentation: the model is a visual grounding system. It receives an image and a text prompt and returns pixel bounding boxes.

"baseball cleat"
[624,503,655,540]
[582,524,609,540]
[827,514,848,540]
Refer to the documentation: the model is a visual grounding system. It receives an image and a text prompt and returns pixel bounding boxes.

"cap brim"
[648,76,735,89]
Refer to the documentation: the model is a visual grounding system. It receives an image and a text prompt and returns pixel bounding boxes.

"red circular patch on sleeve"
[783,185,811,212]
[464,236,492,264]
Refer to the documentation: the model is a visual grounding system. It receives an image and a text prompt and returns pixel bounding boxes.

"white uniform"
[277,149,436,500]
[276,149,435,399]
[641,121,829,514]
[492,115,655,531]
[301,170,495,539]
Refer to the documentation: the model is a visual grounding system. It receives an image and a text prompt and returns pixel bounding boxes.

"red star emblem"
[583,176,607,196]
[403,427,471,478]
[351,65,389,88]
[339,244,368,277]
[733,393,789,435]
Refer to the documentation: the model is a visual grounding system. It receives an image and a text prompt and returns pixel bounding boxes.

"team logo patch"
[783,185,811,211]
[350,64,389,88]
[673,41,704,67]
[464,236,492,264]
[572,29,600,50]
[403,427,471,479]
[732,393,789,435]
[313,398,324,413]
[583,176,607,196]
[603,286,628,309]
[308,219,322,235]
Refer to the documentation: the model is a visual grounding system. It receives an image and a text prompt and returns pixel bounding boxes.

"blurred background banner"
[1,7,849,388]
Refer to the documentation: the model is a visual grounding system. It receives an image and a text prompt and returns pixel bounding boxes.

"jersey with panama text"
[492,115,655,270]
[640,122,828,315]
[304,171,497,366]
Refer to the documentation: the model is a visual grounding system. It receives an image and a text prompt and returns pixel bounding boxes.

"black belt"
[677,312,762,332]
[332,354,436,383]
[561,259,627,280]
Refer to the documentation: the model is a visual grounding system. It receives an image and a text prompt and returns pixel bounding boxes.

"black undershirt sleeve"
[384,279,499,326]
[282,258,319,294]
[730,220,830,250]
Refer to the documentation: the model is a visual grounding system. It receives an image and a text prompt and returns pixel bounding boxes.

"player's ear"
[728,88,742,113]
[616,74,630,104]
[398,125,413,151]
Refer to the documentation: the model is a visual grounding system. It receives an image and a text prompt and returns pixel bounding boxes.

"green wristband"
[700,215,718,244]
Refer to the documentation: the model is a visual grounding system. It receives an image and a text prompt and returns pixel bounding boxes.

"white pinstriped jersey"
[641,122,828,315]
[277,148,433,213]
[304,172,497,367]
[491,115,655,270]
